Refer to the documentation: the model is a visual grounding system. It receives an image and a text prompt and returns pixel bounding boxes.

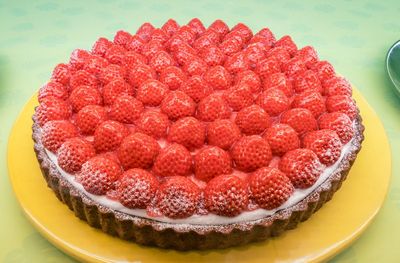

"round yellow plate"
[8,89,391,263]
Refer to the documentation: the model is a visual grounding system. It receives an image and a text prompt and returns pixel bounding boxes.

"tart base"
[32,112,364,250]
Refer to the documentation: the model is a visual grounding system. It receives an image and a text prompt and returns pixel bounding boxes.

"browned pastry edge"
[32,110,364,250]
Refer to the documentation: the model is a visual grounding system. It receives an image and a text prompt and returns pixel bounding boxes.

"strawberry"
[266,46,291,66]
[159,66,187,90]
[57,137,96,173]
[150,29,169,44]
[41,120,78,152]
[187,18,206,36]
[224,52,250,73]
[38,81,68,102]
[292,90,326,117]
[141,40,164,59]
[161,19,180,37]
[126,35,145,53]
[292,70,322,94]
[297,46,318,68]
[136,79,169,106]
[279,148,323,189]
[319,112,354,144]
[249,167,294,209]
[196,94,231,122]
[149,51,175,72]
[235,105,271,135]
[123,51,147,68]
[323,76,352,96]
[156,176,200,219]
[230,23,253,42]
[93,120,129,152]
[76,105,107,135]
[137,110,169,138]
[69,49,91,70]
[231,135,272,172]
[98,64,127,85]
[69,85,102,112]
[224,84,254,111]
[262,72,294,97]
[256,89,289,116]
[199,45,225,66]
[153,143,192,177]
[160,91,196,120]
[110,95,144,124]
[235,70,261,93]
[219,34,244,55]
[175,25,196,45]
[194,146,232,182]
[204,65,231,90]
[207,119,241,150]
[168,117,205,149]
[36,96,72,126]
[263,123,300,156]
[83,56,109,76]
[78,156,122,195]
[255,57,281,78]
[128,63,156,88]
[280,108,318,134]
[326,95,357,120]
[104,44,126,65]
[91,37,112,56]
[69,70,98,90]
[118,132,160,170]
[204,174,248,216]
[303,129,343,165]
[274,35,297,56]
[311,61,335,82]
[136,22,155,42]
[182,57,208,76]
[174,49,197,65]
[208,20,230,39]
[113,30,132,47]
[250,27,276,46]
[244,43,267,68]
[102,78,134,105]
[282,56,307,77]
[180,75,213,102]
[169,37,197,55]
[51,63,71,85]
[194,35,216,51]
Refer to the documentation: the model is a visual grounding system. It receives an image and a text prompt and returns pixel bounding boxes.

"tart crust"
[32,110,364,250]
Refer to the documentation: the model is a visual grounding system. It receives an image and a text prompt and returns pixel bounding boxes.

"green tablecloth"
[1,0,399,262]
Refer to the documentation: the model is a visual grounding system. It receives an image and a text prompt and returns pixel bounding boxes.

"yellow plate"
[8,89,391,263]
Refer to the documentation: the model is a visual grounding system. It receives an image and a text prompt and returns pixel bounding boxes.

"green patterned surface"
[1,0,399,262]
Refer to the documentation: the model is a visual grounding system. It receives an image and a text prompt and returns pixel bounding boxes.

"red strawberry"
[161,19,180,37]
[168,117,205,149]
[149,51,175,72]
[235,70,261,93]
[292,90,326,117]
[117,169,158,209]
[262,72,294,97]
[93,120,129,152]
[113,30,132,47]
[323,76,352,96]
[69,86,102,112]
[208,20,230,39]
[244,43,267,68]
[263,123,300,156]
[102,78,133,105]
[182,57,208,76]
[123,51,147,68]
[199,45,225,66]
[249,167,294,209]
[174,50,197,65]
[136,22,155,42]
[69,70,98,90]
[83,56,109,76]
[224,84,254,111]
[128,63,156,88]
[219,34,244,55]
[326,95,357,120]
[99,64,127,85]
[303,129,342,165]
[69,49,91,70]
[230,23,253,42]
[224,52,250,73]
[136,79,169,106]
[319,112,354,144]
[197,94,231,122]
[180,75,213,102]
[137,110,169,138]
[235,105,271,135]
[156,176,200,219]
[36,97,72,126]
[292,70,322,94]
[118,132,160,169]
[159,66,187,90]
[57,137,96,173]
[187,18,206,36]
[231,135,272,172]
[194,35,216,51]
[194,146,232,182]
[153,144,192,177]
[255,57,281,78]
[76,105,108,135]
[175,25,196,45]
[38,81,68,102]
[150,29,169,44]
[297,46,318,68]
[141,40,164,59]
[110,95,144,124]
[204,65,231,90]
[91,37,112,56]
[250,27,276,46]
[204,174,248,216]
[78,156,122,195]
[207,119,241,150]
[279,148,323,189]
[41,120,78,152]
[126,35,145,53]
[274,35,297,56]
[161,91,196,120]
[169,37,197,55]
[256,89,290,116]
[51,63,71,85]
[311,61,335,81]
[282,56,307,77]
[280,108,318,134]
[104,44,126,65]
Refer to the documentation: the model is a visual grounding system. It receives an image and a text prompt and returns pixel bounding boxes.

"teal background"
[1,0,400,262]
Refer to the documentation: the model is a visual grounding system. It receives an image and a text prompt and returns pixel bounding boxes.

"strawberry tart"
[32,19,364,250]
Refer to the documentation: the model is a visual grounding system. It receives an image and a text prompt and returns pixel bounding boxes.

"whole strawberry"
[263,124,300,156]
[326,95,358,120]
[41,120,78,153]
[256,89,289,116]
[319,112,354,144]
[235,70,261,93]
[311,61,335,82]
[51,63,71,85]
[153,143,192,177]
[113,30,132,47]
[180,75,213,103]
[297,46,318,68]
[291,90,326,117]
[262,72,293,97]
[275,35,298,56]
[159,66,187,90]
[136,22,155,42]
[280,108,317,134]
[137,110,169,138]
[224,52,250,73]
[104,44,126,65]
[303,129,343,165]
[91,37,112,57]
[93,120,129,152]
[235,105,271,135]
[199,45,225,66]
[204,65,232,90]
[187,18,206,36]
[323,76,352,97]
[292,70,322,94]
[207,119,241,150]
[136,79,169,106]
[110,95,144,124]
[99,64,127,85]
[128,64,156,88]
[197,94,231,122]
[161,19,180,37]
[76,105,108,135]
[149,51,175,73]
[36,96,71,126]
[168,117,205,149]
[208,19,230,39]
[194,146,232,182]
[161,91,196,120]
[69,86,102,112]
[102,78,134,106]
[38,81,68,102]
[69,70,98,90]
[57,137,96,173]
[224,84,254,111]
